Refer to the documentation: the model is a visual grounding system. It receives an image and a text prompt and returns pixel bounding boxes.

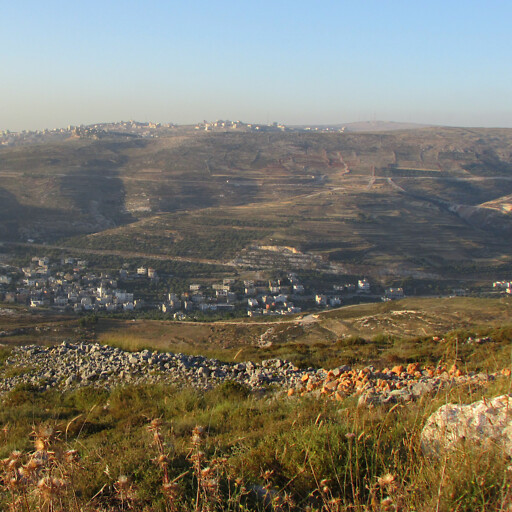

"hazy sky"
[1,1,511,131]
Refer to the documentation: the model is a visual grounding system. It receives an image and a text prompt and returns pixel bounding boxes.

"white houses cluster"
[493,281,512,294]
[0,255,385,319]
[0,256,145,312]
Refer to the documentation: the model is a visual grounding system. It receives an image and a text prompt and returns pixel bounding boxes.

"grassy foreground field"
[1,374,511,510]
[2,297,512,510]
[0,379,512,511]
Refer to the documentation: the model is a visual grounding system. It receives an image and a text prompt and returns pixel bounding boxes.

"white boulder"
[421,394,512,457]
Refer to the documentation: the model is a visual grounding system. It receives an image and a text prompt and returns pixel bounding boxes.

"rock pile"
[0,342,508,403]
[288,363,507,406]
[421,394,512,457]
[0,341,307,393]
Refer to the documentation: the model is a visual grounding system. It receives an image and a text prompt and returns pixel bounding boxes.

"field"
[2,297,512,370]
[2,296,512,510]
[2,126,512,509]
[89,297,512,370]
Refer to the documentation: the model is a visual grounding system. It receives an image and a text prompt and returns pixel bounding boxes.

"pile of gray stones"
[0,341,504,404]
[0,341,308,393]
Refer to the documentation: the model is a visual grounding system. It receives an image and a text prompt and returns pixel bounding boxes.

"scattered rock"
[197,366,210,378]
[410,380,435,398]
[358,392,383,407]
[0,342,306,394]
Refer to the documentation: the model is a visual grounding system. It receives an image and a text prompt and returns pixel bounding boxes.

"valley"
[0,125,512,289]
[2,123,512,511]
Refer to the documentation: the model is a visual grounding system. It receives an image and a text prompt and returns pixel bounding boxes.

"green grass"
[1,377,512,511]
[0,347,12,366]
[2,299,512,509]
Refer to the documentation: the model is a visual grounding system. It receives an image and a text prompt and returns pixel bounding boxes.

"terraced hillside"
[1,126,512,281]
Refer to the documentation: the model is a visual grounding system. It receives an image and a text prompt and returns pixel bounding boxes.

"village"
[493,280,512,295]
[0,119,347,148]
[0,255,411,319]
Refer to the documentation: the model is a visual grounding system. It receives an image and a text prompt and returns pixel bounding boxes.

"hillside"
[1,126,512,284]
[1,297,512,511]
[2,297,511,369]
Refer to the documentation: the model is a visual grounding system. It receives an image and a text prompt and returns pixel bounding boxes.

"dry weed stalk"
[147,418,185,512]
[0,425,81,512]
[188,425,222,511]
[147,420,253,511]
[113,474,138,510]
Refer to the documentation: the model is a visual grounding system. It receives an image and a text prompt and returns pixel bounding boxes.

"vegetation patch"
[1,378,512,511]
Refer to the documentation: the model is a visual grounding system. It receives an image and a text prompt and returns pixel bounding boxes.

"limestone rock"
[421,394,512,457]
[358,392,383,407]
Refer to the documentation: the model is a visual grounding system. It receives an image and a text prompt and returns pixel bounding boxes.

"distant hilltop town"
[0,120,347,147]
[197,119,287,132]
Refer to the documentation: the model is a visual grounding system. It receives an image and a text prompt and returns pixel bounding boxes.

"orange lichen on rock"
[407,363,420,374]
[391,365,404,375]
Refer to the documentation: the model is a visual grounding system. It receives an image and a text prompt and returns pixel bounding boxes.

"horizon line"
[4,118,512,134]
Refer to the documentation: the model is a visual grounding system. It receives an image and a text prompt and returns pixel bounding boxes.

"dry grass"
[1,376,512,511]
[90,298,512,371]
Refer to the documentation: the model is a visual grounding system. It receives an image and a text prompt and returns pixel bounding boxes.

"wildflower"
[115,474,137,503]
[380,497,394,511]
[63,449,80,464]
[378,473,396,488]
[189,450,205,464]
[191,425,204,446]
[32,426,57,452]
[36,476,63,500]
[8,476,21,489]
[262,469,274,481]
[202,477,220,492]
[148,418,163,429]
[115,475,130,490]
[21,457,42,478]
[318,478,331,495]
[162,481,180,497]
[9,450,22,461]
[210,455,228,468]
[200,466,214,478]
[283,491,296,508]
[34,438,46,452]
[148,418,165,448]
[52,477,67,489]
[156,454,169,466]
[272,494,283,509]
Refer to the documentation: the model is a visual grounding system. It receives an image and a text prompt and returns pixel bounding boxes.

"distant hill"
[342,120,433,132]
[289,120,433,132]
[1,125,512,284]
